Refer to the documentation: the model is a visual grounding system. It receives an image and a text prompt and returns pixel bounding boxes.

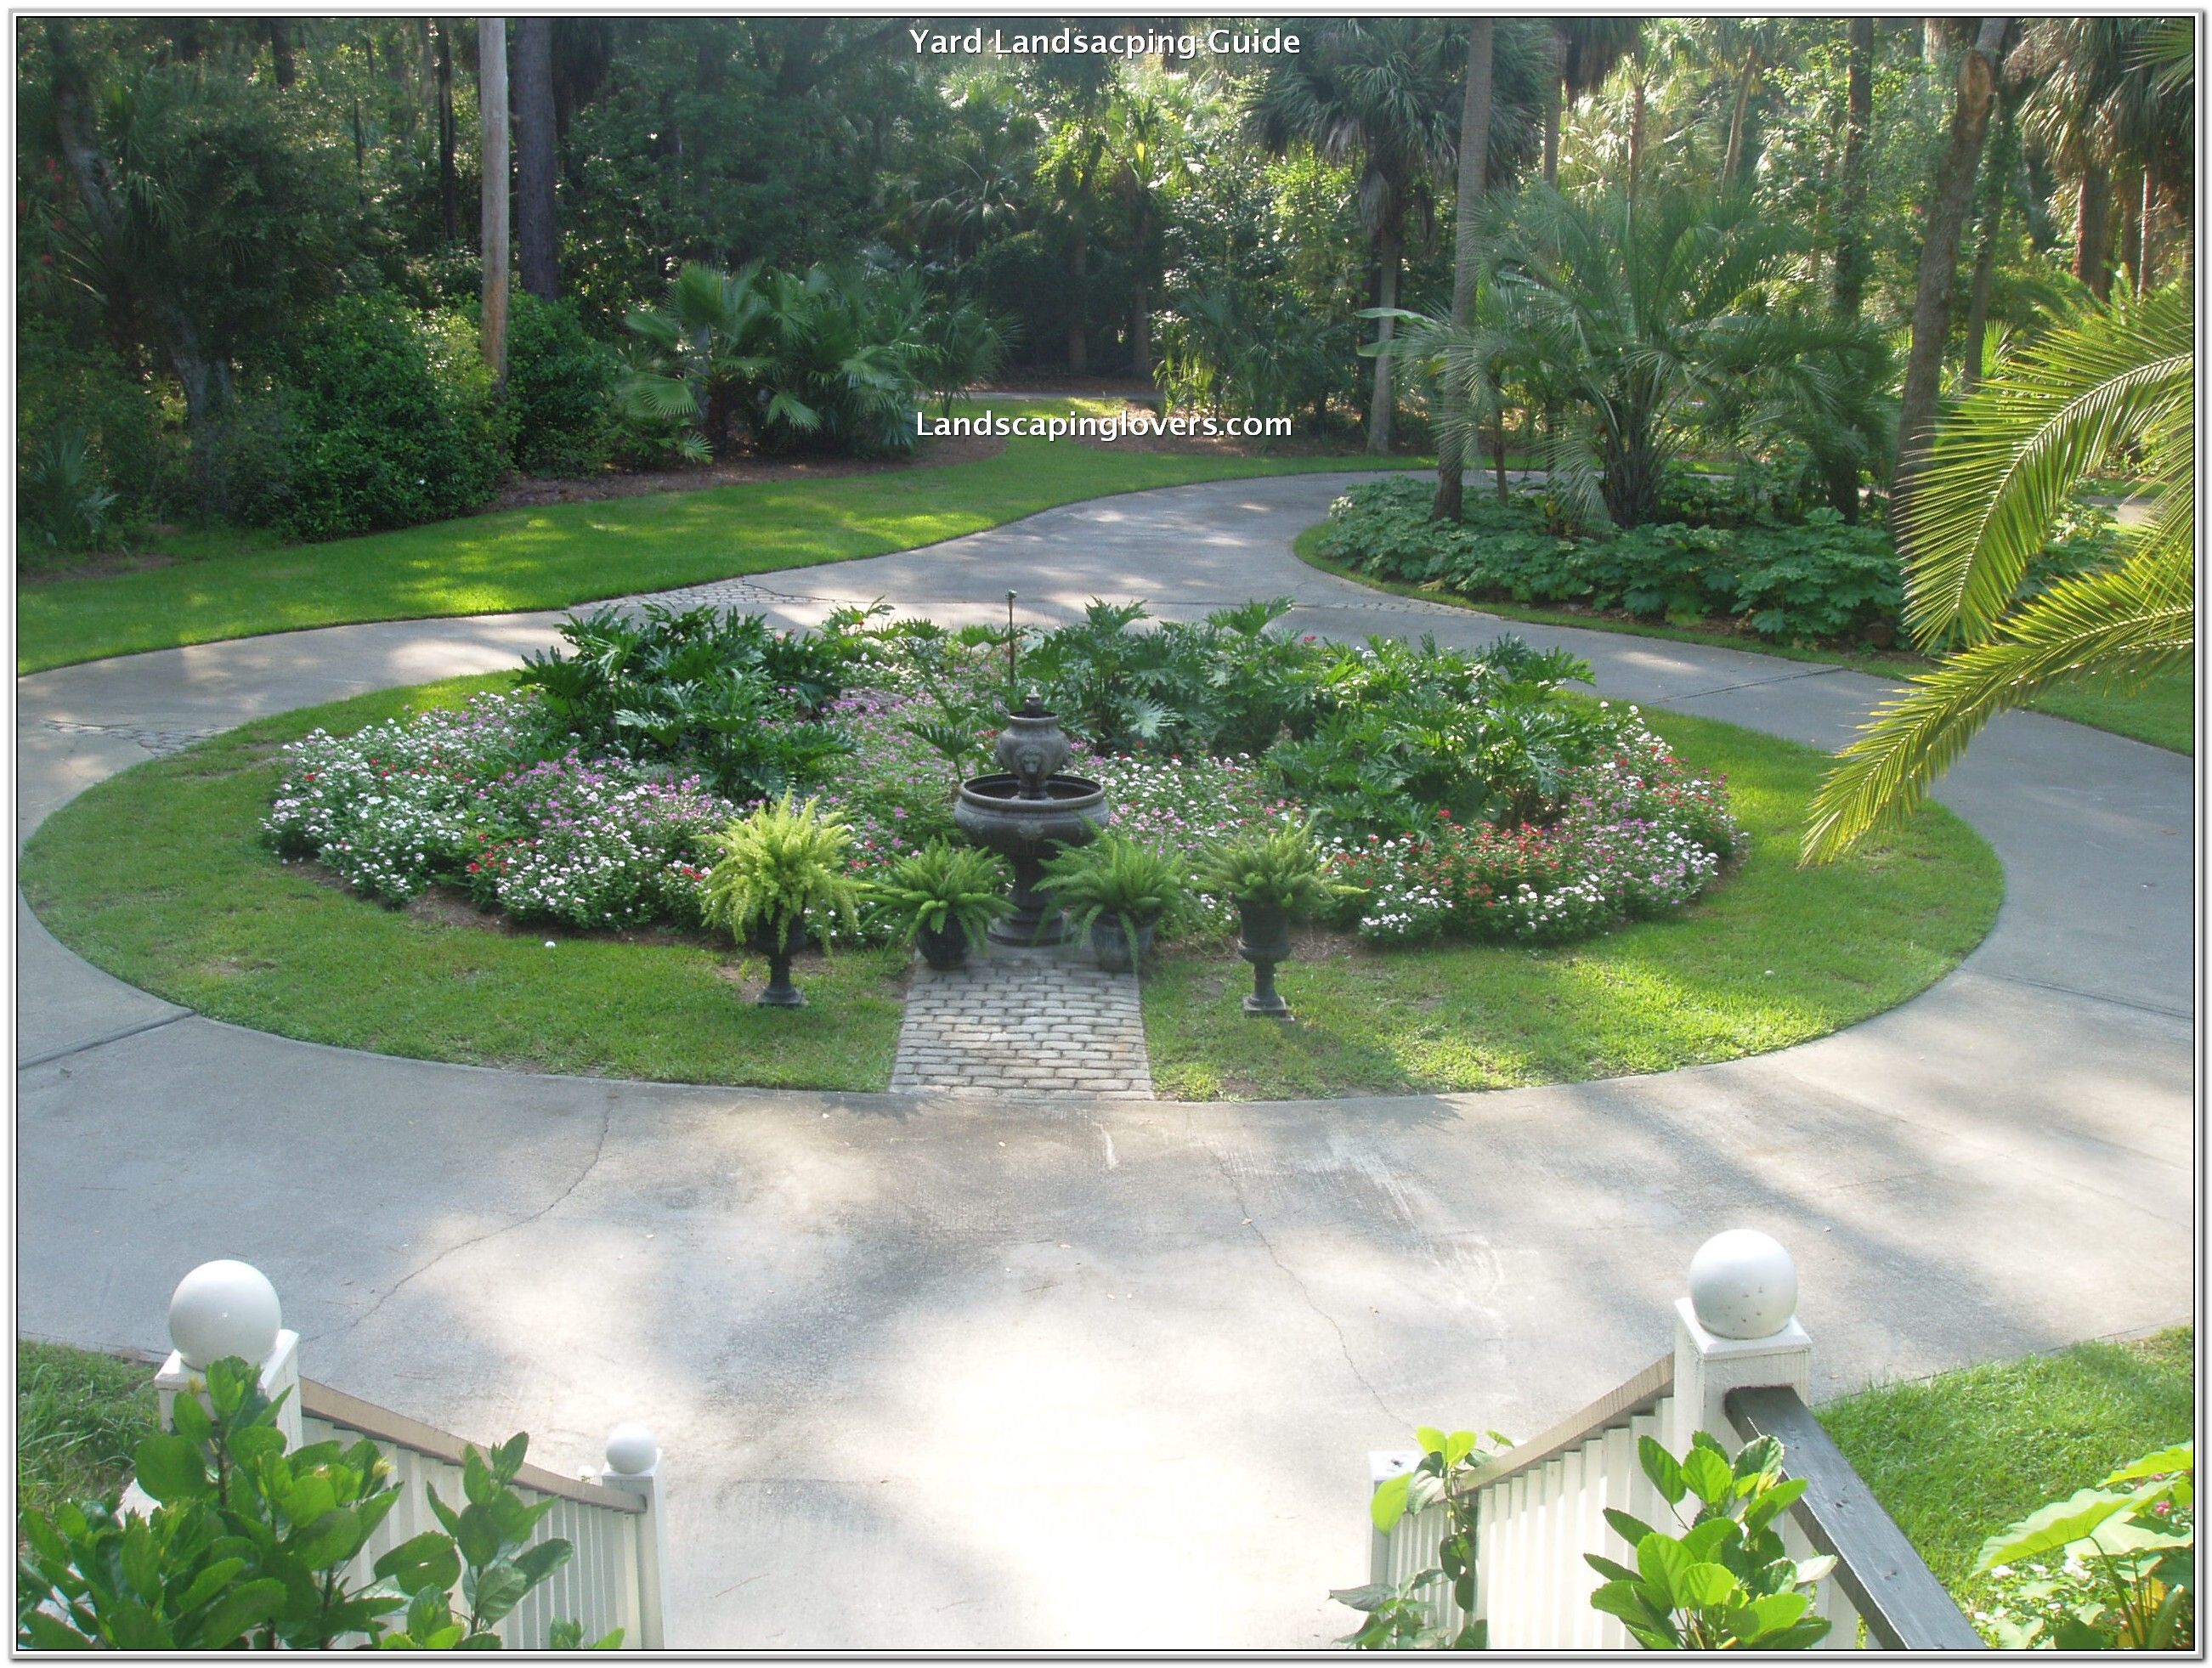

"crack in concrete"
[306,1097,615,1345]
[1198,1140,1411,1428]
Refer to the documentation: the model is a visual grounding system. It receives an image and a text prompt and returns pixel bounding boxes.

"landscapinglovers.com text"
[916,409,1293,441]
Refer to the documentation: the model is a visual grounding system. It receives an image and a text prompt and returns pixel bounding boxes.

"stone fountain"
[954,693,1108,946]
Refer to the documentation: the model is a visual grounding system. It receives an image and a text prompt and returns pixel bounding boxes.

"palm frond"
[1802,548,2193,862]
[1901,284,2192,647]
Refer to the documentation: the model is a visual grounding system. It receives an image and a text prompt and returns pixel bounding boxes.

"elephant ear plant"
[870,839,1010,970]
[1195,819,1356,1017]
[702,794,864,1007]
[1038,835,1190,973]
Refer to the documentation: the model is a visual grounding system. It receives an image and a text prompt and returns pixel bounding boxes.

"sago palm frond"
[1901,284,2192,647]
[1802,546,2192,862]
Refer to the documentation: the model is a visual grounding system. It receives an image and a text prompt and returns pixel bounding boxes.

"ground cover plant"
[25,599,2000,1094]
[1817,1326,2193,1645]
[1316,475,2122,652]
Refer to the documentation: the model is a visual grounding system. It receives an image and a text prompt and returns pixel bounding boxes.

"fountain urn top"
[996,693,1072,800]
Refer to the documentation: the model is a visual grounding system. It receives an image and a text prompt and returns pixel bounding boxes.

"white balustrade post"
[156,1259,303,1449]
[1669,1230,1811,1455]
[599,1423,667,1649]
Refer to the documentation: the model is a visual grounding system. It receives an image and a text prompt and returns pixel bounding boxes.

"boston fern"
[701,794,864,954]
[869,839,1010,947]
[1038,835,1190,957]
[1194,818,1349,914]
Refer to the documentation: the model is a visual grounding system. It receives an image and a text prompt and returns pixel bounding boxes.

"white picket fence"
[1369,1232,1983,1652]
[134,1260,667,1649]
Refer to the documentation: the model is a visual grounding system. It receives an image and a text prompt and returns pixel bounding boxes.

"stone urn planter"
[749,920,808,1008]
[1089,916,1157,975]
[1235,900,1293,1019]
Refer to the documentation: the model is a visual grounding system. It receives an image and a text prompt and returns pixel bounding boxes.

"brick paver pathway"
[890,942,1152,1098]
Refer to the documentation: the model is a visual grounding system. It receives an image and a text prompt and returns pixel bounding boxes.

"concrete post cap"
[605,1422,659,1475]
[168,1259,282,1369]
[1689,1230,1798,1340]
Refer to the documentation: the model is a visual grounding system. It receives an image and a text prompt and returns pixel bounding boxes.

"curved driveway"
[14,474,2193,1648]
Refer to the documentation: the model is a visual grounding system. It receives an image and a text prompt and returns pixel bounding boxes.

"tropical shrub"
[232,296,505,540]
[16,1354,614,1650]
[504,293,617,477]
[18,428,120,556]
[915,299,1014,418]
[619,262,925,460]
[1972,1441,2193,1650]
[1337,1426,1508,1649]
[1586,1432,1836,1648]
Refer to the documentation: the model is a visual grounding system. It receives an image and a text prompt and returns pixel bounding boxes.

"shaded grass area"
[1296,524,2195,754]
[1817,1327,2194,1614]
[1141,706,2002,1099]
[18,406,1415,675]
[19,676,907,1088]
[18,1341,159,1525]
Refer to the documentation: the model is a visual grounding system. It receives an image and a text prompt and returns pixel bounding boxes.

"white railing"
[133,1260,667,1650]
[1370,1232,1982,1652]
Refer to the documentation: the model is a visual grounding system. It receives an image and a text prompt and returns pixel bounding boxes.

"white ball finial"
[605,1423,659,1476]
[167,1260,282,1369]
[1689,1230,1797,1340]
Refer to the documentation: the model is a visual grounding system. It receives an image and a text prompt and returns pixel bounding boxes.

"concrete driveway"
[14,473,2194,1648]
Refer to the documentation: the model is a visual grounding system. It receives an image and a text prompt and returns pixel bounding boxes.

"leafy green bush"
[234,295,505,540]
[505,294,616,477]
[17,1354,614,1650]
[16,319,173,541]
[1319,477,1904,645]
[19,429,121,556]
[702,794,864,955]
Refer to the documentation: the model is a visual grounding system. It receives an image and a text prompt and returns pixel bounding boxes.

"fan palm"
[1802,285,2192,862]
[1487,184,1883,529]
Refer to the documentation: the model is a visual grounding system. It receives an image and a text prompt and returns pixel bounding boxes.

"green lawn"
[20,676,909,1088]
[1141,705,2000,1098]
[1297,525,2196,755]
[23,681,2000,1098]
[18,409,1414,675]
[17,1341,159,1527]
[1818,1327,2194,1625]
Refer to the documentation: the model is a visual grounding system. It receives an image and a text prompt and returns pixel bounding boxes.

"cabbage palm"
[1802,286,2192,862]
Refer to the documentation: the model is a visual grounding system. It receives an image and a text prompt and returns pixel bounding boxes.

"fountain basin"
[954,772,1108,946]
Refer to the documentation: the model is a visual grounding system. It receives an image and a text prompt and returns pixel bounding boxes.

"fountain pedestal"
[954,694,1108,947]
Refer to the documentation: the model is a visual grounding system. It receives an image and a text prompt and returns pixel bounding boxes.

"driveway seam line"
[17,1010,193,1071]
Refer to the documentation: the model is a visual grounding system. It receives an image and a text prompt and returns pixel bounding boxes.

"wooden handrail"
[300,1378,643,1515]
[1455,1354,1675,1497]
[1726,1386,1983,1651]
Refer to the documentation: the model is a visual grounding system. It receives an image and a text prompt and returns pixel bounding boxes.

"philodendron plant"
[1587,1432,1835,1649]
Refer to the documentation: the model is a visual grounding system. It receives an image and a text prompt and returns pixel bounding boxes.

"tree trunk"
[2117,164,2143,293]
[514,15,559,301]
[267,20,297,89]
[1067,223,1088,373]
[1542,27,1563,187]
[1894,17,2008,520]
[1626,69,1647,209]
[1433,19,1493,521]
[1366,221,1402,456]
[2138,156,2157,291]
[478,16,511,387]
[1130,281,1151,384]
[2073,161,2112,300]
[1960,93,2014,393]
[436,20,459,243]
[1722,44,1762,189]
[1832,17,1873,319]
[1492,413,1508,505]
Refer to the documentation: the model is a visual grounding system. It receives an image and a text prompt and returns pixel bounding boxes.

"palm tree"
[1542,18,1639,186]
[1492,185,1881,529]
[1802,286,2192,862]
[1249,19,1462,455]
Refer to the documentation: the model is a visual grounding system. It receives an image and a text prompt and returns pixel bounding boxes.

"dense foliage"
[16,1354,613,1650]
[1319,476,2119,648]
[267,602,1740,951]
[20,18,2189,556]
